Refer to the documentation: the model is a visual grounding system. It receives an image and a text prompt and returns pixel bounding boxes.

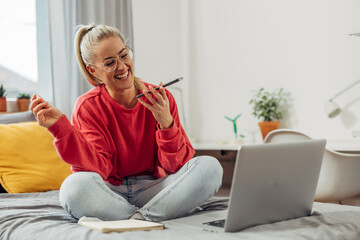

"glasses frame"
[92,46,134,73]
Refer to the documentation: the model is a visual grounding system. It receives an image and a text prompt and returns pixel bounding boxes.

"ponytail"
[74,24,101,86]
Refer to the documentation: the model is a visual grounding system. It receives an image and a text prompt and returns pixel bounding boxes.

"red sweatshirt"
[48,82,195,185]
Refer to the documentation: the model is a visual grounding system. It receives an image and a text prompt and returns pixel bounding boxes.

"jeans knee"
[195,156,223,188]
[59,172,102,218]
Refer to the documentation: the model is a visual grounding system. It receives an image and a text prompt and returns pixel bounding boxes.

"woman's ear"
[86,65,99,77]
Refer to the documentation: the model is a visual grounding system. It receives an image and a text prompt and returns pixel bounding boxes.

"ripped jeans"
[59,156,223,222]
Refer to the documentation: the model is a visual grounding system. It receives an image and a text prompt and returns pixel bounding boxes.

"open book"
[78,216,164,233]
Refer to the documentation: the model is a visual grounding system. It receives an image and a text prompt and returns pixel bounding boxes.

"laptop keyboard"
[203,219,226,228]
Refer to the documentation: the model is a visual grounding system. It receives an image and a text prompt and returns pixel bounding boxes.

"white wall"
[133,0,360,143]
[132,0,190,133]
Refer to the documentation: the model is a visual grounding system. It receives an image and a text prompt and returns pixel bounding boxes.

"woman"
[30,24,223,222]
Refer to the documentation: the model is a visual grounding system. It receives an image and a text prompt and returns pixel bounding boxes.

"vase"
[0,97,6,112]
[17,98,30,112]
[258,121,280,140]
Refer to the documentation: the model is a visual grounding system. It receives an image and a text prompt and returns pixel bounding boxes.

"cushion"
[0,121,72,193]
[0,111,36,124]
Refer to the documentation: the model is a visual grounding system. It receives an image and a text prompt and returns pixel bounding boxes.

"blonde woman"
[30,24,222,221]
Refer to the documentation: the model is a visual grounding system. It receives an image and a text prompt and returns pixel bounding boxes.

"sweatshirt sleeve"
[48,107,114,180]
[155,90,195,174]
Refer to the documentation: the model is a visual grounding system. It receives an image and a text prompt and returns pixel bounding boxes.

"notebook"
[78,216,164,233]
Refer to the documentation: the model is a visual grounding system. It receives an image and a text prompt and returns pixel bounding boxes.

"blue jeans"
[59,156,223,221]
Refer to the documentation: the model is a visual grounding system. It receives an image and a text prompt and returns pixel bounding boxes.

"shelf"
[326,139,360,154]
[0,112,19,115]
[192,142,241,151]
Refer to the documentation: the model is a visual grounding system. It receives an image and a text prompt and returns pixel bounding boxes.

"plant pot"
[258,121,280,140]
[17,98,30,112]
[0,97,6,112]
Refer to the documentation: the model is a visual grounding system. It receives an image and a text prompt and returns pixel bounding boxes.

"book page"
[78,216,164,233]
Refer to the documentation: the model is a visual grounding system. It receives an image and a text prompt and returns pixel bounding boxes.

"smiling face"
[87,36,135,99]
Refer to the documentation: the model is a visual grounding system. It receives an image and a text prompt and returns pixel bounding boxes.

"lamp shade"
[324,100,341,118]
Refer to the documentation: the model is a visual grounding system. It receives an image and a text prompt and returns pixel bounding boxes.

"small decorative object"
[249,87,287,139]
[0,84,6,112]
[324,79,360,118]
[16,93,31,112]
[224,113,245,144]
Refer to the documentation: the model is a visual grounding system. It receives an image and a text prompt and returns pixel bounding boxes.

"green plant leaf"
[17,93,31,99]
[249,87,288,121]
[0,84,6,97]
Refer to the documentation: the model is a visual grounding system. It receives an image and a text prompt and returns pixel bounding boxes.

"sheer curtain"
[40,0,133,118]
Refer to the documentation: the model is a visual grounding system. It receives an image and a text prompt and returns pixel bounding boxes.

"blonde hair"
[74,24,144,91]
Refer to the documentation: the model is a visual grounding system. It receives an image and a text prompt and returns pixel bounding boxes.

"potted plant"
[17,93,31,112]
[0,84,6,112]
[249,87,287,139]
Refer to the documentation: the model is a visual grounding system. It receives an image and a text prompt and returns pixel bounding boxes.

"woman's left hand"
[138,84,174,129]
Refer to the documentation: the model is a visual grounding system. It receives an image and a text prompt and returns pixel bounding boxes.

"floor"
[215,185,231,197]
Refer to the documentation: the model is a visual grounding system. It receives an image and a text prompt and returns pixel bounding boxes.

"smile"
[114,71,129,80]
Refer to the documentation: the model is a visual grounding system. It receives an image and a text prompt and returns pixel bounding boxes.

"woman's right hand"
[30,95,63,128]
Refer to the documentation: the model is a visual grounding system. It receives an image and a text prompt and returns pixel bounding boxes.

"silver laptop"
[166,139,326,232]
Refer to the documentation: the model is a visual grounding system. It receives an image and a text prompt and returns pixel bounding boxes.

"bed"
[2,112,360,239]
[1,191,360,239]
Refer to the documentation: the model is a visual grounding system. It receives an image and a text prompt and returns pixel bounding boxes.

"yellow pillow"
[0,121,72,193]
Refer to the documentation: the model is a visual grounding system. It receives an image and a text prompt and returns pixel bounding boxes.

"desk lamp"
[324,79,360,118]
[325,32,360,118]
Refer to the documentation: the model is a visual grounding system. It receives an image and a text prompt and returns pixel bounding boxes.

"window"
[0,0,37,98]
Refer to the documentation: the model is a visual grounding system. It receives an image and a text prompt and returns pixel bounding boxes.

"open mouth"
[114,71,129,80]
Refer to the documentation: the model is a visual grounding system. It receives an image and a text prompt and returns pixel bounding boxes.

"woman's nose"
[116,58,127,70]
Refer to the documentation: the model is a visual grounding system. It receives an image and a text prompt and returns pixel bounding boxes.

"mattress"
[1,190,360,239]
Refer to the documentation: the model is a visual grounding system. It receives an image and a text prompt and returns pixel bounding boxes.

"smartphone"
[136,77,183,98]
